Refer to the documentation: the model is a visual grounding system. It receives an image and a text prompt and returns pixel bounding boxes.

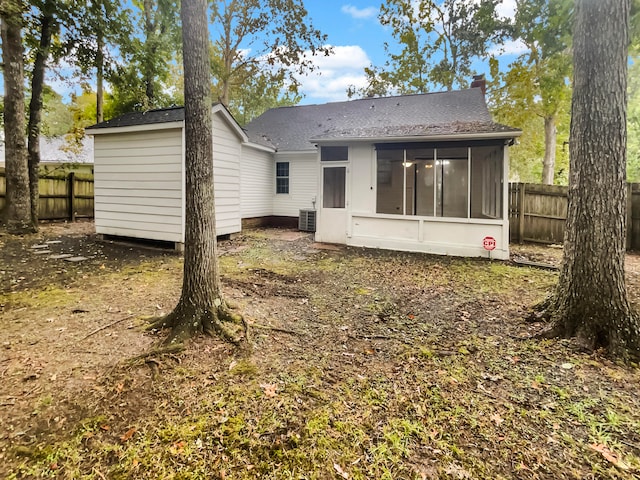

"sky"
[41,0,525,107]
[285,0,523,105]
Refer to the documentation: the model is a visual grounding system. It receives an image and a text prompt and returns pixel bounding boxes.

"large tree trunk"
[1,6,34,234]
[538,0,640,359]
[27,7,55,226]
[149,0,244,344]
[541,115,557,184]
[96,35,104,123]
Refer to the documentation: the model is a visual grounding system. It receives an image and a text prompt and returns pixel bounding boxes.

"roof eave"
[309,130,523,144]
[86,121,184,135]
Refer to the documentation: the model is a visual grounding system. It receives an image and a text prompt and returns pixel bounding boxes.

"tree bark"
[541,115,556,184]
[149,0,244,344]
[27,7,55,226]
[1,4,35,233]
[96,35,104,123]
[538,0,640,359]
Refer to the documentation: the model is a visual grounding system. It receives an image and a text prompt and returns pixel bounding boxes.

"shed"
[86,104,248,249]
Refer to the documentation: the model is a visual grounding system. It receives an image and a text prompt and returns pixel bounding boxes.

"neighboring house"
[88,86,521,259]
[0,135,94,172]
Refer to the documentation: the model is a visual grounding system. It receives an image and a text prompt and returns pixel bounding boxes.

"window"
[323,167,346,208]
[321,146,348,161]
[376,145,501,219]
[276,162,289,194]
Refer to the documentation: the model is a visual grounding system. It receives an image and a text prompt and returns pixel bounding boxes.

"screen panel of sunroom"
[375,145,502,219]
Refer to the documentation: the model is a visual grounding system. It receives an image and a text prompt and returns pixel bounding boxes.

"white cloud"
[295,45,371,103]
[489,39,529,56]
[496,0,517,20]
[341,4,378,20]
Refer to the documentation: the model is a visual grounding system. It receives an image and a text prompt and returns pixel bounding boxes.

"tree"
[1,0,35,233]
[493,0,572,185]
[628,57,640,182]
[350,0,507,97]
[25,0,58,224]
[67,0,132,122]
[108,0,181,113]
[149,0,244,344]
[209,0,329,108]
[536,0,640,359]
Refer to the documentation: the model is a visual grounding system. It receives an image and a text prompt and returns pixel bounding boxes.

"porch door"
[318,165,347,244]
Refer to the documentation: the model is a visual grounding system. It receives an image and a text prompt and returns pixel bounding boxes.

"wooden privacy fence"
[509,182,640,250]
[0,172,94,221]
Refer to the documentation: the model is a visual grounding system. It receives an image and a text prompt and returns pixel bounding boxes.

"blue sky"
[41,0,524,106]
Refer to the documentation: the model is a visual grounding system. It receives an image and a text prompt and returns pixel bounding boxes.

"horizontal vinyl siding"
[93,128,184,243]
[240,145,274,218]
[212,114,242,235]
[272,152,318,217]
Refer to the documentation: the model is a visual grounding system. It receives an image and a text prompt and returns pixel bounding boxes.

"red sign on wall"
[483,236,496,251]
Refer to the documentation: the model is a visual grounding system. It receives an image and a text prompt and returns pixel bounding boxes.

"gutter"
[309,130,522,145]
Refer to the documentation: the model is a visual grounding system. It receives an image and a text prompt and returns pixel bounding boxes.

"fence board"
[0,172,94,221]
[509,182,640,250]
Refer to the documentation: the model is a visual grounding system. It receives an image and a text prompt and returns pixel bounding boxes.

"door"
[318,165,347,244]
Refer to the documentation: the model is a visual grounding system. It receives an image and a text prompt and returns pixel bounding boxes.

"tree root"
[146,301,248,347]
[126,343,185,364]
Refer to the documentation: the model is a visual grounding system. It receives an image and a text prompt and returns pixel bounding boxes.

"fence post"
[627,182,633,251]
[68,172,76,222]
[518,182,526,243]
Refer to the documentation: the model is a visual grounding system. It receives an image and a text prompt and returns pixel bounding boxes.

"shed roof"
[86,106,185,130]
[244,88,520,151]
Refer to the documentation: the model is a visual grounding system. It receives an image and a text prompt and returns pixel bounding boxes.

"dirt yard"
[1,221,639,479]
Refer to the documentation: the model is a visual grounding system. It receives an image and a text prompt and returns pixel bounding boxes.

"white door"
[318,165,347,244]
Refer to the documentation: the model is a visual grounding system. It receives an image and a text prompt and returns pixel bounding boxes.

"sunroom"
[315,139,516,260]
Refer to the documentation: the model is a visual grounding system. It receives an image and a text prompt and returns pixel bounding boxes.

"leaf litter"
[1,223,640,479]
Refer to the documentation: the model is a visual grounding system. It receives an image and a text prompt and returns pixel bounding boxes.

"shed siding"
[240,145,274,218]
[94,128,184,242]
[212,113,242,235]
[272,151,318,217]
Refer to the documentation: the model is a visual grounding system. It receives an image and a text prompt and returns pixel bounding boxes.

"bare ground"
[1,221,639,479]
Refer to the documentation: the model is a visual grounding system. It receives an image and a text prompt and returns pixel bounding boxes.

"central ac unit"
[299,209,316,232]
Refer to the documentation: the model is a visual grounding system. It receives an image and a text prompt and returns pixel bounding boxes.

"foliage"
[108,0,182,113]
[350,0,508,97]
[488,0,572,184]
[40,87,73,137]
[209,0,329,111]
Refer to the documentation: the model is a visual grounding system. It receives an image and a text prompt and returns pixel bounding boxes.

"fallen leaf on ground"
[589,443,630,470]
[333,463,349,479]
[260,383,278,397]
[490,413,504,426]
[120,427,137,442]
[561,363,574,370]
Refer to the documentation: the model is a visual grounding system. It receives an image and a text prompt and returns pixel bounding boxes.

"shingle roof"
[86,106,186,130]
[244,88,520,151]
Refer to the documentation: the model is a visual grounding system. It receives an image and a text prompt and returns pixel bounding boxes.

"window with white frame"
[276,162,289,194]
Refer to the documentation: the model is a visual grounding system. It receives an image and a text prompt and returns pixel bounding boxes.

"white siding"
[94,128,184,243]
[212,114,242,235]
[240,145,274,218]
[272,151,318,217]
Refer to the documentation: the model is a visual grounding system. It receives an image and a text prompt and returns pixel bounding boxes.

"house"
[88,86,521,259]
[244,87,521,259]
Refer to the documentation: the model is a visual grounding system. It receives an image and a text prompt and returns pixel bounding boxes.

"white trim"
[244,141,277,153]
[350,211,504,225]
[212,104,249,142]
[87,121,184,135]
